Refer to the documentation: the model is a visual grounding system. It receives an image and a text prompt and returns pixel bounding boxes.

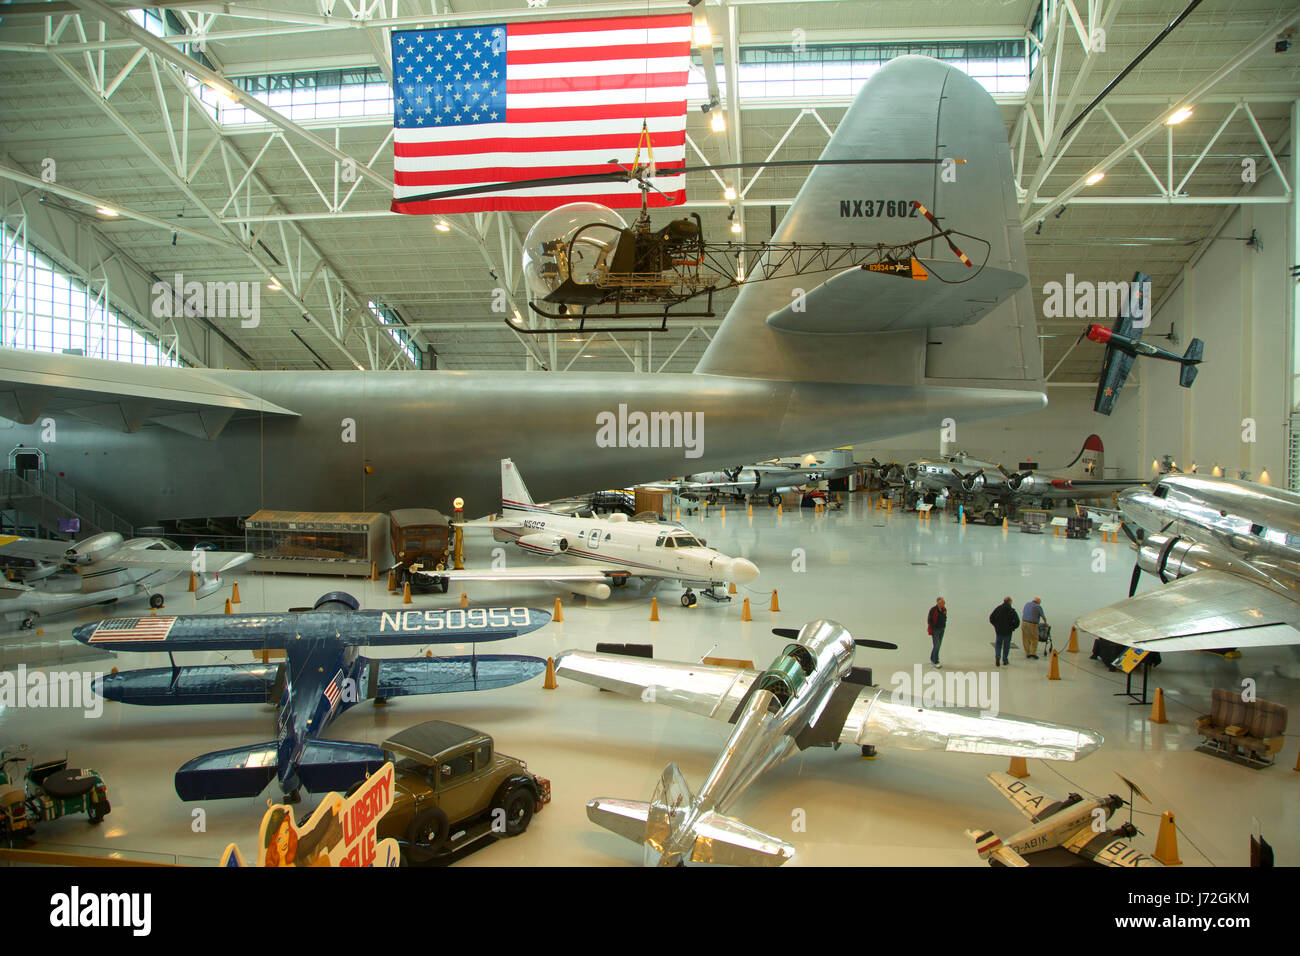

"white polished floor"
[2,495,1297,867]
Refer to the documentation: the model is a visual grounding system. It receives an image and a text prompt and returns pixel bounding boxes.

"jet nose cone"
[728,557,760,584]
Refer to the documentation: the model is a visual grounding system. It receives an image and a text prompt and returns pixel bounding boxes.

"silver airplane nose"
[727,557,760,584]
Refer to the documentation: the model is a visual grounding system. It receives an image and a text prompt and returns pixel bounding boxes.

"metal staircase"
[0,469,133,538]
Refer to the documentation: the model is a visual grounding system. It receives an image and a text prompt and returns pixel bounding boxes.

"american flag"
[87,617,177,643]
[389,13,691,214]
[323,670,344,711]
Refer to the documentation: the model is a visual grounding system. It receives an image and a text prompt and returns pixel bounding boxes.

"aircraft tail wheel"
[681,591,697,608]
[768,492,781,507]
[149,593,165,609]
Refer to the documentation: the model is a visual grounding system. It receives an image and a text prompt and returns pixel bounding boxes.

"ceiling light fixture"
[1165,106,1193,125]
[711,111,726,133]
[1085,171,1105,186]
[692,17,711,48]
[723,186,736,201]
[435,220,451,233]
[96,207,119,217]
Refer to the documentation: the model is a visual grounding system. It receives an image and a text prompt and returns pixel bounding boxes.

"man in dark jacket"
[926,597,947,667]
[989,596,1019,666]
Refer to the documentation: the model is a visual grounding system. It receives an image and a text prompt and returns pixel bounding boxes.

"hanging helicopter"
[394,129,991,332]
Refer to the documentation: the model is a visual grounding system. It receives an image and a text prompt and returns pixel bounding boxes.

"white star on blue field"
[392,26,507,127]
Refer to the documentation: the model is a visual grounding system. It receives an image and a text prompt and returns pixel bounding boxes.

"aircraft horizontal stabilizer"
[295,739,388,794]
[765,262,1027,335]
[966,828,1029,867]
[587,797,653,844]
[687,809,795,867]
[174,742,281,800]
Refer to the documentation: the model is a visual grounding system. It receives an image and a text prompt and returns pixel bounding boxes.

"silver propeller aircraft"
[649,449,858,507]
[0,532,251,629]
[556,620,1103,866]
[967,771,1161,868]
[421,458,759,606]
[1077,474,1300,652]
[0,55,1043,527]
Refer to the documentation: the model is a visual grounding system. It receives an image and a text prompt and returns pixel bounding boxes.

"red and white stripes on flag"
[390,13,691,214]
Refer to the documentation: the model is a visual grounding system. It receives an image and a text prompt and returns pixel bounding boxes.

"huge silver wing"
[1076,569,1300,652]
[838,687,1103,761]
[553,650,756,720]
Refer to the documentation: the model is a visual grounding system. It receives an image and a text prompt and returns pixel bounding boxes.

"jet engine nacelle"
[517,533,569,554]
[1137,534,1224,582]
[65,531,124,566]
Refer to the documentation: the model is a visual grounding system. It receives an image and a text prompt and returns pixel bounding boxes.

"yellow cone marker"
[1149,687,1169,724]
[649,597,660,622]
[459,591,469,608]
[187,571,197,593]
[224,598,232,615]
[1007,757,1029,779]
[1153,811,1182,865]
[231,582,241,604]
[402,582,412,604]
[747,504,753,517]
[543,657,558,690]
[721,505,726,519]
[741,598,752,622]
[727,581,736,595]
[1067,626,1079,653]
[387,569,397,593]
[553,597,564,623]
[770,589,780,612]
[1047,650,1061,680]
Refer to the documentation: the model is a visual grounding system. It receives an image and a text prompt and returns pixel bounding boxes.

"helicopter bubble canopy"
[522,203,628,303]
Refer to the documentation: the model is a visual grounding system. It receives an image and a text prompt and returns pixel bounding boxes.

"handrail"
[0,469,134,536]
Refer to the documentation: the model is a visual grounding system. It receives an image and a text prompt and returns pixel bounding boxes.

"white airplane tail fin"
[587,763,794,867]
[966,828,1029,867]
[499,458,537,513]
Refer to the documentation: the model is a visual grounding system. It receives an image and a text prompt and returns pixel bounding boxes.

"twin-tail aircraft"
[73,591,550,801]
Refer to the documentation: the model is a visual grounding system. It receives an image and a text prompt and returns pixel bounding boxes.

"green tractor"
[0,745,111,846]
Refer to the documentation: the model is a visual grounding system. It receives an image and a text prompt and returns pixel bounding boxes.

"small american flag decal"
[88,617,177,643]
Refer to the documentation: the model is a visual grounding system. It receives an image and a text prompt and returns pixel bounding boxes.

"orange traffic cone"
[543,657,558,690]
[649,597,660,622]
[747,504,753,517]
[387,569,397,593]
[769,589,780,612]
[720,506,726,519]
[1153,811,1182,865]
[370,561,378,581]
[402,582,412,605]
[553,597,564,623]
[1007,757,1029,779]
[741,598,752,622]
[187,571,197,592]
[727,581,737,595]
[231,582,241,604]
[224,598,232,615]
[777,503,783,517]
[1067,625,1079,653]
[459,591,469,608]
[1149,687,1169,724]
[1047,651,1061,680]
[1001,517,1008,529]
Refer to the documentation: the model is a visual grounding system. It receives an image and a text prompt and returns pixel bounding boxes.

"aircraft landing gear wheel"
[681,590,697,608]
[983,512,1000,526]
[149,593,165,609]
[767,492,781,507]
[860,744,877,759]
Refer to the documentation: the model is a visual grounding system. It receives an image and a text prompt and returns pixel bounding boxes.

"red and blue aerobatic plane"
[73,591,550,802]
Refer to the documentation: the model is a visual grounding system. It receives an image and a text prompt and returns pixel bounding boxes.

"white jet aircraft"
[0,532,252,629]
[417,459,759,606]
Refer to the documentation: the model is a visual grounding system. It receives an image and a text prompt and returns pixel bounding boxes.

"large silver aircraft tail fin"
[695,55,1041,389]
[587,762,794,867]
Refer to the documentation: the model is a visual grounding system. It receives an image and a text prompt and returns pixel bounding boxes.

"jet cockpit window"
[663,537,676,548]
[1153,484,1168,498]
[670,534,702,548]
[655,535,666,547]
